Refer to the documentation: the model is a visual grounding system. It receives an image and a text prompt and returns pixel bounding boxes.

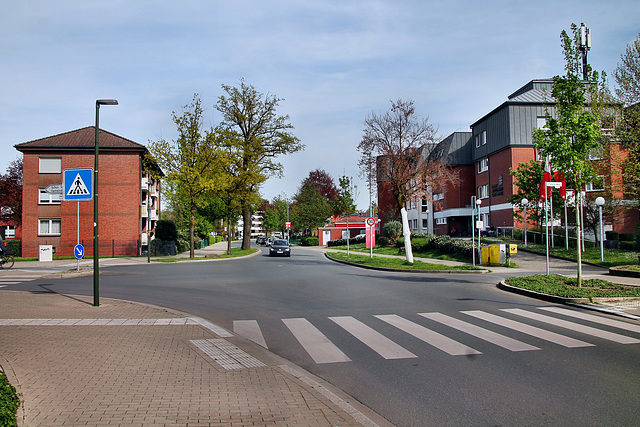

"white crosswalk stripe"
[231,307,640,364]
[329,316,417,360]
[502,309,640,344]
[282,318,351,364]
[0,277,39,288]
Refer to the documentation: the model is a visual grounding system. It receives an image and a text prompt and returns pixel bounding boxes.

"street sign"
[366,217,375,226]
[74,244,85,259]
[44,183,63,194]
[546,181,562,188]
[285,221,291,229]
[63,168,93,201]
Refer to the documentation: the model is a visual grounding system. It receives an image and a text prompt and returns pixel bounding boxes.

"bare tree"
[358,99,455,262]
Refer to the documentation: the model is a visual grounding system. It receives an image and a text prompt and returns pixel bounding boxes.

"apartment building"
[15,127,161,257]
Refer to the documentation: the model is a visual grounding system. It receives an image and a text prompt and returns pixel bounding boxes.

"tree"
[509,159,545,229]
[261,195,290,237]
[533,24,607,285]
[0,157,22,227]
[216,79,304,250]
[149,95,226,258]
[333,175,358,253]
[614,34,640,203]
[291,179,331,235]
[358,99,454,263]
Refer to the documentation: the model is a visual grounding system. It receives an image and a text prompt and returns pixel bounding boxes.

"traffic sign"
[44,183,63,194]
[63,169,93,201]
[366,217,375,226]
[285,221,291,229]
[74,244,85,259]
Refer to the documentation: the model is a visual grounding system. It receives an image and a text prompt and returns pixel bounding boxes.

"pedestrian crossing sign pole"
[63,168,94,271]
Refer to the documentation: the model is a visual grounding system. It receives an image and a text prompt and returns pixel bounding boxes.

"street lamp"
[521,198,529,247]
[94,99,118,307]
[471,196,477,267]
[595,196,605,262]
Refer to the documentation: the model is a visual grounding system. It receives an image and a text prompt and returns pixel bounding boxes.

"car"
[269,239,291,257]
[256,236,266,245]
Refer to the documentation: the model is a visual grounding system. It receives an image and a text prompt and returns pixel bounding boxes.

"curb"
[609,266,640,278]
[497,281,640,320]
[324,252,489,274]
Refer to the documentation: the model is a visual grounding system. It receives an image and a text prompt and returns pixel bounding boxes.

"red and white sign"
[366,221,376,248]
[285,221,291,229]
[366,217,375,226]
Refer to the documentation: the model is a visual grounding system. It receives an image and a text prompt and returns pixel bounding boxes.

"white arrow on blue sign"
[63,168,93,201]
[74,244,85,259]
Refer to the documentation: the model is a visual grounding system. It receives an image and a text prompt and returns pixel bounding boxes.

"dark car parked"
[269,239,291,257]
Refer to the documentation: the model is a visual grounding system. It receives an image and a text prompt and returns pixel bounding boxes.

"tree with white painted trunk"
[358,99,453,263]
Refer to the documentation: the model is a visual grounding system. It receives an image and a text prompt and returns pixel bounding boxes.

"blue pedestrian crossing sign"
[63,168,93,201]
[74,244,85,259]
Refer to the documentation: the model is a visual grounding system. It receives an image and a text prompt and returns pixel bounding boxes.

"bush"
[619,241,635,250]
[383,221,402,240]
[397,235,473,258]
[619,233,635,242]
[606,231,619,241]
[327,235,366,247]
[376,236,390,247]
[155,219,178,242]
[301,236,319,246]
[5,240,20,257]
[0,371,20,427]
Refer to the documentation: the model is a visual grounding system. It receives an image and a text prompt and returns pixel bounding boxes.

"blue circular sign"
[74,244,85,259]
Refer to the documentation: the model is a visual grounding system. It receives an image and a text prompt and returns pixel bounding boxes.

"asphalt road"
[4,245,640,426]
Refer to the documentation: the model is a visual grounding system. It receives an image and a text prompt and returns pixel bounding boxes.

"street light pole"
[471,196,476,267]
[94,99,118,307]
[521,198,529,247]
[596,197,605,262]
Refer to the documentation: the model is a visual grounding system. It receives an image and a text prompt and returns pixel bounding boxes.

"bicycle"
[0,253,14,269]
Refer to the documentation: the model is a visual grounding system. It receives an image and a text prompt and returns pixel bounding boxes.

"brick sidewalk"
[0,291,390,427]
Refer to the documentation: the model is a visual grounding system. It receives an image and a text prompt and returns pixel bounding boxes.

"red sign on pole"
[366,221,376,248]
[285,221,291,229]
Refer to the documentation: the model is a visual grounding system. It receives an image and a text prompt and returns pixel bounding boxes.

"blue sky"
[1,0,638,209]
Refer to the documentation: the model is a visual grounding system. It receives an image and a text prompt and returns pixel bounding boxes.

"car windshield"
[273,240,288,246]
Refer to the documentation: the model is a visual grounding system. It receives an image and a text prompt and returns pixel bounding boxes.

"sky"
[1,0,639,210]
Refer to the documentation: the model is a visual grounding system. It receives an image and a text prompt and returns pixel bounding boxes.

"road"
[4,245,640,426]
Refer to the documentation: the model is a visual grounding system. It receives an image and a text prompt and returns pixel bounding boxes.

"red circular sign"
[366,217,375,226]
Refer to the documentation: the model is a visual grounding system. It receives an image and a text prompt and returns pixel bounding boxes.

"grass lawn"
[505,274,640,299]
[328,243,472,263]
[154,247,259,262]
[327,251,483,271]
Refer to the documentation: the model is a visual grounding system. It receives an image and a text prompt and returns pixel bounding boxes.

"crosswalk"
[0,276,40,288]
[233,307,640,364]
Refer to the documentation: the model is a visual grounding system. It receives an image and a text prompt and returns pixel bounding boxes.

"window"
[477,158,488,174]
[480,130,487,145]
[586,176,605,192]
[39,187,62,204]
[421,199,429,212]
[433,193,444,201]
[536,117,548,129]
[588,146,603,160]
[422,219,429,228]
[478,184,488,199]
[39,218,61,236]
[436,218,447,225]
[475,135,480,148]
[39,157,61,174]
[3,226,15,238]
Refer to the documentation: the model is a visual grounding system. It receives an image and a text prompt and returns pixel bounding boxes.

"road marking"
[502,309,640,344]
[191,338,266,370]
[462,310,594,348]
[329,316,417,360]
[538,306,640,334]
[234,320,268,348]
[375,314,481,356]
[282,318,351,364]
[420,312,540,352]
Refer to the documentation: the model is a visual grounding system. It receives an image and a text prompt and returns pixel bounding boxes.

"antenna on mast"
[579,23,591,81]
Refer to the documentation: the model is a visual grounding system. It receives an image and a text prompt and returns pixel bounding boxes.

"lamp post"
[596,196,605,262]
[94,99,118,307]
[521,198,529,247]
[471,196,477,267]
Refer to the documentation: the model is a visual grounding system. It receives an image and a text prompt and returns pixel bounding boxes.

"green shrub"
[619,241,635,250]
[620,233,634,242]
[301,236,319,246]
[376,236,390,247]
[0,371,20,427]
[155,219,178,242]
[327,235,366,247]
[606,230,619,241]
[5,240,20,257]
[383,221,402,239]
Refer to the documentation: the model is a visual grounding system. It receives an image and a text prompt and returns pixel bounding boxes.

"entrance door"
[323,230,331,246]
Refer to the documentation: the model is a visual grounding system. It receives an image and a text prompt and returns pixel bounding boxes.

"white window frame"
[585,176,605,192]
[435,217,447,225]
[3,226,15,238]
[536,117,548,129]
[480,130,487,145]
[475,134,480,148]
[477,158,488,174]
[588,146,603,160]
[39,187,62,204]
[478,184,489,199]
[39,157,61,174]
[39,218,61,236]
[433,193,444,201]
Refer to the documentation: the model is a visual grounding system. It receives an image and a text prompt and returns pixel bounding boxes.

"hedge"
[301,236,319,246]
[326,235,366,247]
[5,240,20,257]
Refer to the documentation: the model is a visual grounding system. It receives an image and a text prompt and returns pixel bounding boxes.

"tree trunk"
[400,207,414,263]
[189,203,196,259]
[242,203,252,250]
[576,191,583,287]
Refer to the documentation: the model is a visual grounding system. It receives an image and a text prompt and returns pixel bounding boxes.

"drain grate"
[190,338,266,370]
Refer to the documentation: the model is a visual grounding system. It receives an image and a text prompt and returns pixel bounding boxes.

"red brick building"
[15,127,160,257]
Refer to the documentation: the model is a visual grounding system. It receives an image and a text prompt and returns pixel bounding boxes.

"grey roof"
[429,131,473,166]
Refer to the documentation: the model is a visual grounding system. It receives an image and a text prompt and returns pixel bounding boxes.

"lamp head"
[595,197,605,206]
[476,199,482,206]
[521,198,529,205]
[96,99,118,106]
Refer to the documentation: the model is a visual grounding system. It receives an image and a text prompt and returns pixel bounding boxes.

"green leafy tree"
[216,79,304,250]
[261,195,290,237]
[149,95,227,258]
[614,33,640,203]
[333,175,358,253]
[533,24,607,285]
[0,157,22,227]
[291,179,331,235]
